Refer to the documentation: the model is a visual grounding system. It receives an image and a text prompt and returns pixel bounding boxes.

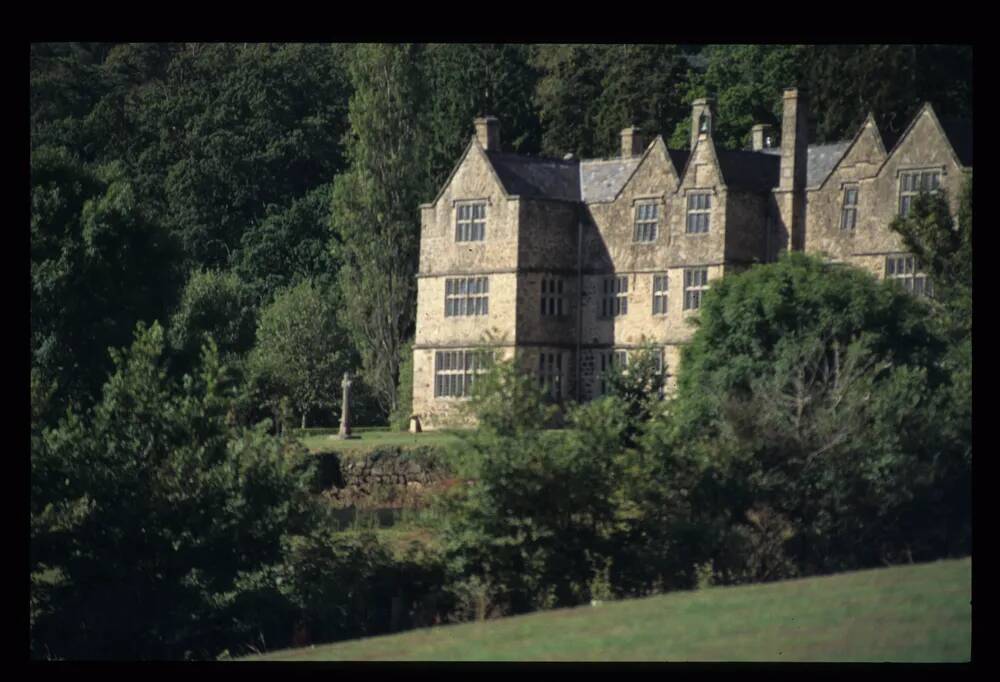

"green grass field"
[300,429,461,455]
[250,557,971,662]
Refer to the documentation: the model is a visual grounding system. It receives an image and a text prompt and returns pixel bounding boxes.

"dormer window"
[456,202,486,241]
[698,112,709,133]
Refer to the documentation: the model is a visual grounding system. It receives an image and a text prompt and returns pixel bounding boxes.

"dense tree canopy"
[30,323,320,658]
[30,43,971,659]
[248,279,353,430]
[668,253,969,574]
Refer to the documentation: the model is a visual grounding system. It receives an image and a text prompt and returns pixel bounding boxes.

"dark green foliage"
[30,323,320,658]
[667,45,805,149]
[534,45,689,158]
[234,186,339,305]
[248,279,353,430]
[389,341,415,431]
[330,44,429,417]
[673,45,972,147]
[30,42,972,655]
[441,388,627,613]
[593,45,689,157]
[889,178,972,335]
[423,44,541,183]
[167,269,258,376]
[802,45,972,144]
[31,147,182,414]
[602,342,667,446]
[671,253,969,577]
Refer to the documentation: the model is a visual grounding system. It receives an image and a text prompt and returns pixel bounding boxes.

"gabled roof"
[762,142,854,188]
[805,142,852,188]
[715,149,781,192]
[484,151,581,202]
[878,103,973,176]
[580,157,642,203]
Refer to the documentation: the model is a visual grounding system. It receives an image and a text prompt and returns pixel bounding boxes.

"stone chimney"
[779,88,808,192]
[474,116,501,152]
[690,97,715,150]
[751,124,776,151]
[778,87,809,250]
[620,126,645,158]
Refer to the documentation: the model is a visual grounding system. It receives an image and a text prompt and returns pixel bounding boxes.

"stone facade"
[412,88,972,429]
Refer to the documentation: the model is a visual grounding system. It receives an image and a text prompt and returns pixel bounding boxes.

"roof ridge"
[485,150,578,164]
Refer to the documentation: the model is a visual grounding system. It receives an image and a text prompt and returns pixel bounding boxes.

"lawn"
[299,428,462,455]
[249,556,971,662]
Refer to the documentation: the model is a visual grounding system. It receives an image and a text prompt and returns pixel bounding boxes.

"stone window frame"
[683,267,709,310]
[454,199,488,242]
[434,349,488,398]
[444,276,489,317]
[840,183,860,231]
[885,254,934,297]
[685,190,712,234]
[652,273,669,316]
[538,351,564,401]
[897,167,943,218]
[540,277,566,317]
[632,199,660,243]
[600,275,629,318]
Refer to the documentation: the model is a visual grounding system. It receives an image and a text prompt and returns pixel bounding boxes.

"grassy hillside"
[250,557,971,662]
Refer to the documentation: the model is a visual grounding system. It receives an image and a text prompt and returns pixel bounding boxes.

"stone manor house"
[411,88,973,429]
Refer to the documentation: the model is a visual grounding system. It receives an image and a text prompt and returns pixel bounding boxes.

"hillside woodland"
[30,43,971,659]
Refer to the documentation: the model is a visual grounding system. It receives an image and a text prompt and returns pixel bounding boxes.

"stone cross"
[338,372,353,439]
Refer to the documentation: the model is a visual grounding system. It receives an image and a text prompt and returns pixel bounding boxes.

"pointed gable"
[612,136,680,200]
[679,133,725,189]
[815,113,887,190]
[429,136,509,207]
[878,103,969,175]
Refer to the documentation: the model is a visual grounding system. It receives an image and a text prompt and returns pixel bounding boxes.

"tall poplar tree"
[329,44,430,416]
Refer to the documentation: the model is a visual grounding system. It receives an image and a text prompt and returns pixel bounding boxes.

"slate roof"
[485,152,580,202]
[715,149,781,192]
[579,158,641,203]
[938,118,973,166]
[480,119,967,203]
[805,142,852,188]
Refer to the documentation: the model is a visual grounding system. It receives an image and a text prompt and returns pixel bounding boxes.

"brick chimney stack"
[474,116,501,152]
[620,126,645,158]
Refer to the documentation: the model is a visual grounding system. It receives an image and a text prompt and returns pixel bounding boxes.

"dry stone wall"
[317,447,452,509]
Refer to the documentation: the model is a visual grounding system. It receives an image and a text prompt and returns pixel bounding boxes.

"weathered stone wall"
[414,139,523,429]
[412,345,517,431]
[516,199,579,271]
[725,189,768,264]
[804,108,968,263]
[318,447,452,509]
[515,198,580,351]
[412,106,969,429]
[418,142,520,275]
